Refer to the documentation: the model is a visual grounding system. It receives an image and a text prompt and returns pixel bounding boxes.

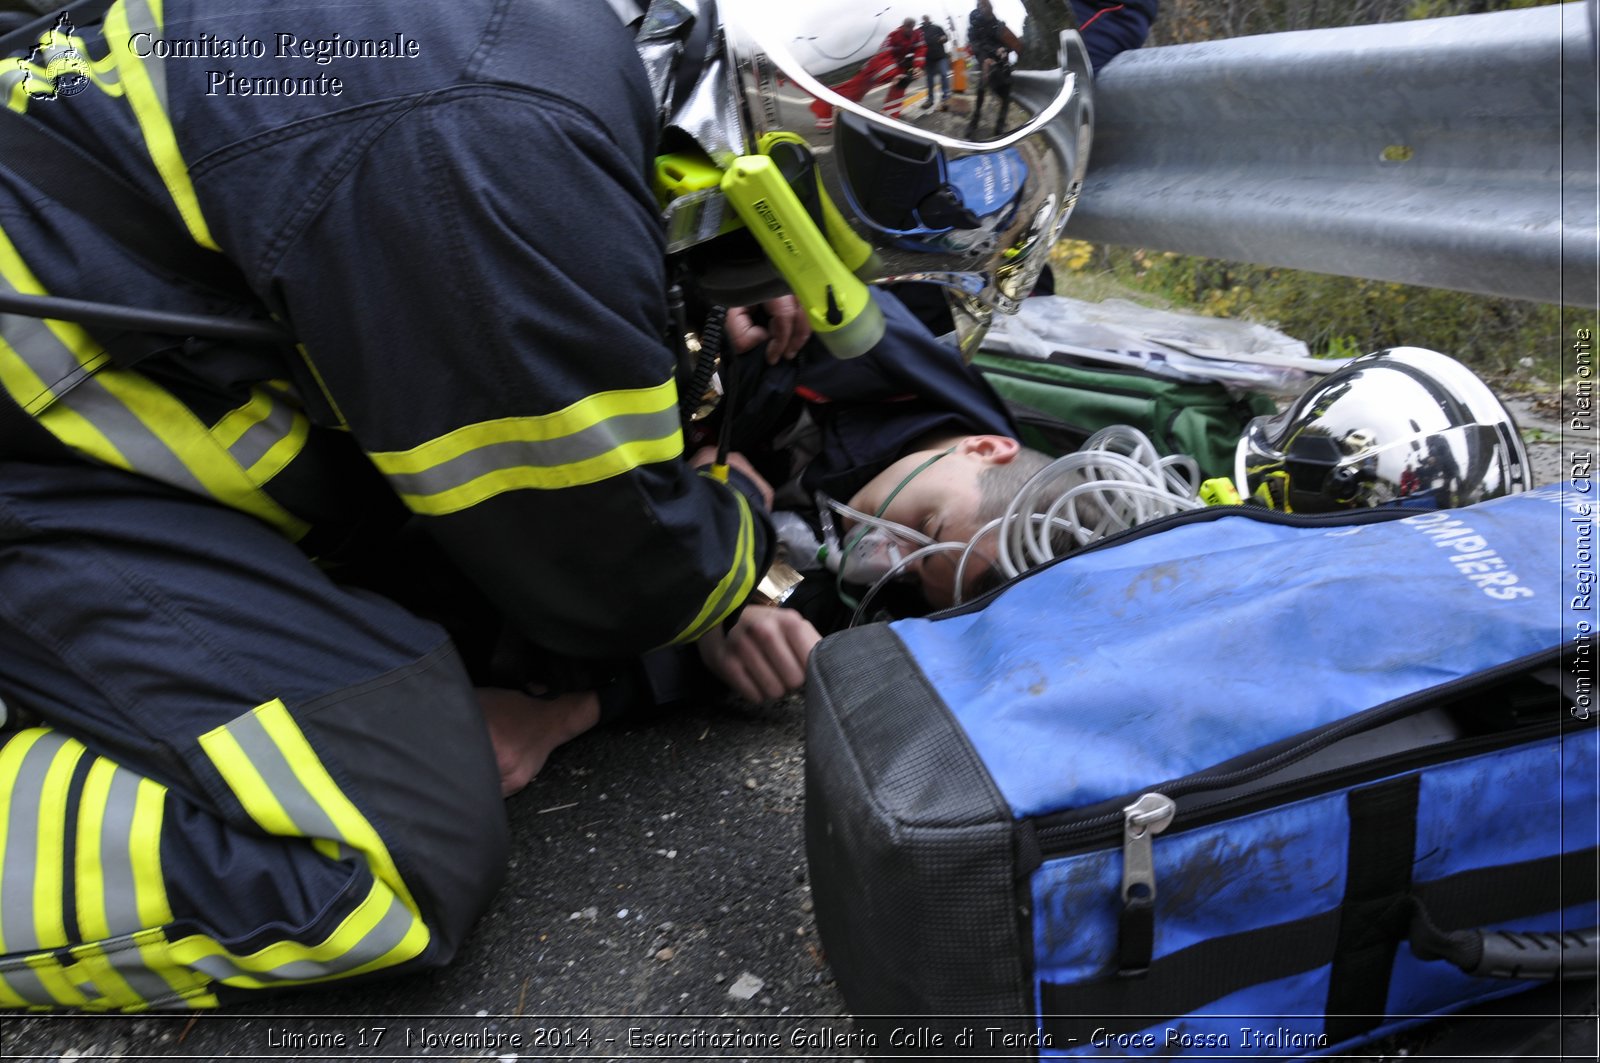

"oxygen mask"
[816,494,936,586]
[813,443,955,593]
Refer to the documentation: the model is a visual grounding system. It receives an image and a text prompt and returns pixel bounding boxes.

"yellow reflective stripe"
[0,729,84,959]
[0,934,215,1011]
[369,379,684,515]
[62,946,143,1011]
[167,886,415,988]
[196,726,300,837]
[391,434,683,515]
[129,778,171,931]
[670,486,759,645]
[373,378,680,475]
[74,760,172,950]
[210,388,274,449]
[0,728,194,1010]
[59,363,311,540]
[249,702,419,913]
[243,411,309,484]
[74,758,116,941]
[189,700,428,984]
[0,728,48,954]
[0,960,52,1006]
[246,417,310,482]
[74,755,187,1008]
[31,736,85,954]
[214,386,310,484]
[0,228,131,468]
[104,0,218,249]
[29,954,89,1007]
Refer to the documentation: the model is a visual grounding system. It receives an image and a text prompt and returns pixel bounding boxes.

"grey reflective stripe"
[381,405,681,499]
[63,376,210,495]
[122,0,167,110]
[96,764,146,937]
[198,712,422,982]
[224,713,342,841]
[0,730,69,953]
[99,942,183,1006]
[0,262,211,495]
[0,962,54,1005]
[226,399,299,473]
[0,269,112,412]
[187,892,416,984]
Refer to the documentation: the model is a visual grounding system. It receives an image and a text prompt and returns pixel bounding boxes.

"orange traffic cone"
[952,50,968,93]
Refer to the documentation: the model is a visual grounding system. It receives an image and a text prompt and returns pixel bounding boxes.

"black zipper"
[1026,647,1569,861]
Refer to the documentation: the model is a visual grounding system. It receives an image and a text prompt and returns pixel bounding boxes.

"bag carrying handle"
[1410,900,1598,981]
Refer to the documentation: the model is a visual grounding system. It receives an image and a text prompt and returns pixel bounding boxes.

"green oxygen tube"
[719,154,884,359]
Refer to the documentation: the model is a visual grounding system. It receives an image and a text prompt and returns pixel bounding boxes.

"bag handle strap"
[1410,900,1599,981]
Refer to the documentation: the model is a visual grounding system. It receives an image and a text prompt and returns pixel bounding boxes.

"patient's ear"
[960,435,1021,464]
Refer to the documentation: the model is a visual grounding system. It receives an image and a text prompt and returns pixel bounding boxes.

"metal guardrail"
[1070,3,1599,308]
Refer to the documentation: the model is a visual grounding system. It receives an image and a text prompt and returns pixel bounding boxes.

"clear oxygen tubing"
[849,540,974,628]
[847,426,1206,625]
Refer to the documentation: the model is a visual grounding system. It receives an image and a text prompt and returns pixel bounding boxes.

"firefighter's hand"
[727,295,812,364]
[698,605,822,703]
[690,446,774,511]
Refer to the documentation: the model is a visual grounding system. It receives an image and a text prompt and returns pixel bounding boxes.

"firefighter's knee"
[296,643,510,966]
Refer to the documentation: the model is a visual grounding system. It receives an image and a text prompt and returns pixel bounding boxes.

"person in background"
[966,0,1022,135]
[919,13,953,110]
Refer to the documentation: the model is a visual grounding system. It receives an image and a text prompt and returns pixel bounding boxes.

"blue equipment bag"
[804,485,1598,1057]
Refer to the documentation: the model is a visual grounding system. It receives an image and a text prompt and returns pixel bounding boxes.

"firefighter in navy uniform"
[0,0,775,1008]
[0,0,1089,1009]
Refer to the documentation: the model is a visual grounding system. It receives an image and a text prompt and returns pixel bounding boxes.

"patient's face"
[846,446,997,607]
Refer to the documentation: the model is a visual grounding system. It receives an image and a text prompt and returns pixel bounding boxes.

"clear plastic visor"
[721,0,1080,154]
[719,0,1091,343]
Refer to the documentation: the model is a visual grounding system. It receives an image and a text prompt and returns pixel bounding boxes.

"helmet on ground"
[1234,347,1531,513]
[651,0,1093,356]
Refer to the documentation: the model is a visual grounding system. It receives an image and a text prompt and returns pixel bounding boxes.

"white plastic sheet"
[980,295,1346,396]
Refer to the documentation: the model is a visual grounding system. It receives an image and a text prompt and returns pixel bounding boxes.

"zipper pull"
[1117,792,1175,977]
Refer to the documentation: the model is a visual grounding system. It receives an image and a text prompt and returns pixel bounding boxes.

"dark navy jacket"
[1071,0,1160,72]
[0,0,768,660]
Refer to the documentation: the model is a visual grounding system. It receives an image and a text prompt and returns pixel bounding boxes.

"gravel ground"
[2,383,1594,1063]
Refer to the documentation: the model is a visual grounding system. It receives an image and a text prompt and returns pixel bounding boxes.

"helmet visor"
[722,0,1080,152]
[718,1,1092,345]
